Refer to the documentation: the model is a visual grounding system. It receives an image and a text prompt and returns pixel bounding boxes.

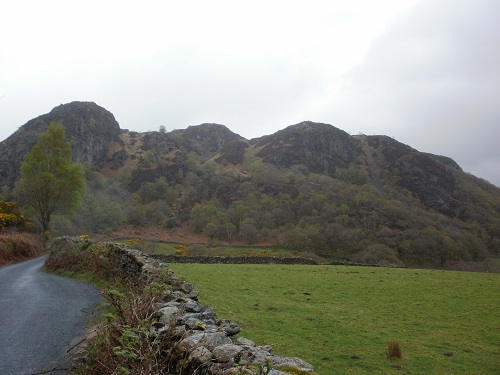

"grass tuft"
[387,340,402,359]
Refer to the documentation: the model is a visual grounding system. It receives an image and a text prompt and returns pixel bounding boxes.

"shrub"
[352,244,404,267]
[173,243,186,255]
[45,240,123,283]
[0,232,45,265]
[0,201,34,231]
[83,285,175,374]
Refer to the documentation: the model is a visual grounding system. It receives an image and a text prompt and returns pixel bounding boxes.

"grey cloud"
[329,0,500,186]
[89,47,323,138]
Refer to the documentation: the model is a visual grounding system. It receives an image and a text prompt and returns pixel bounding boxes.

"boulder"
[218,320,241,336]
[234,337,255,348]
[188,346,213,364]
[179,332,232,352]
[158,306,179,324]
[212,344,243,363]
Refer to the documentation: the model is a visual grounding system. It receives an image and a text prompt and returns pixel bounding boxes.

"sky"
[1,0,499,187]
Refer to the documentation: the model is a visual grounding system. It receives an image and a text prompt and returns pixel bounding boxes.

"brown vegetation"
[82,287,176,374]
[387,340,402,359]
[0,232,45,265]
[0,200,43,265]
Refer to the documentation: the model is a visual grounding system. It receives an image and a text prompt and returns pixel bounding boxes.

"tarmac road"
[0,256,102,375]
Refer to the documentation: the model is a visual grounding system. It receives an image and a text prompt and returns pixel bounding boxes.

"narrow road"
[0,256,102,375]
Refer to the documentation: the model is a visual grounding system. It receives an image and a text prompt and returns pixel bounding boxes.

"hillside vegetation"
[1,102,499,268]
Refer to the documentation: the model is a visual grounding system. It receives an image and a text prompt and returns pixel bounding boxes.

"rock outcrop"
[215,139,249,165]
[180,123,245,158]
[252,121,361,176]
[366,135,461,215]
[0,101,120,188]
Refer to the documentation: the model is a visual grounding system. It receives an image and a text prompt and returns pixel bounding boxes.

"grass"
[47,269,123,291]
[122,238,327,262]
[168,264,500,374]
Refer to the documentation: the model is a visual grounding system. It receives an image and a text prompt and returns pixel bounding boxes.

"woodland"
[49,135,499,268]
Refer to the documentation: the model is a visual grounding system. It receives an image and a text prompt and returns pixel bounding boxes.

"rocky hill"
[252,121,360,175]
[362,135,461,215]
[1,103,499,267]
[0,101,120,188]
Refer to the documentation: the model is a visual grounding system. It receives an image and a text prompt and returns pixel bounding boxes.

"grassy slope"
[169,264,499,374]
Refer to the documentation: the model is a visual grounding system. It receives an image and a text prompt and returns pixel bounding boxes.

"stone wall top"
[151,254,319,265]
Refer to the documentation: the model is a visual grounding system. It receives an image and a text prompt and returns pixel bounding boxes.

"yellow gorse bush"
[0,213,20,227]
[0,201,33,230]
[174,243,186,255]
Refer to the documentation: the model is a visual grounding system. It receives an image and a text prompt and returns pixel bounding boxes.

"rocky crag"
[0,101,120,188]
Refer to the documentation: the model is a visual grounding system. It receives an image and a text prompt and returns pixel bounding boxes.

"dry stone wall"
[49,237,315,374]
[151,254,319,265]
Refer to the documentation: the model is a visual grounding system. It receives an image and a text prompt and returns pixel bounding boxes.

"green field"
[168,264,499,374]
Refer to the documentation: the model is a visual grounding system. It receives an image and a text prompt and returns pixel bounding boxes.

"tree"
[352,244,403,267]
[0,185,10,201]
[16,123,84,233]
[240,218,258,244]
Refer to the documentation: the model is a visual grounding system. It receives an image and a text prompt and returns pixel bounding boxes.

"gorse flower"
[0,201,33,230]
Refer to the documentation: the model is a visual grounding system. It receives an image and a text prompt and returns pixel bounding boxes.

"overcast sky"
[1,0,499,187]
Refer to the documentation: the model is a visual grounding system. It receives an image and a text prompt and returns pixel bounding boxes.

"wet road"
[0,256,102,375]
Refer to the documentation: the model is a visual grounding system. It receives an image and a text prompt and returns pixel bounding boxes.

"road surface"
[0,256,102,375]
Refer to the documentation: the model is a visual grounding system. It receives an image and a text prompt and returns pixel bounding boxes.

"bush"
[83,285,175,374]
[352,244,404,267]
[0,201,34,231]
[0,232,45,265]
[173,243,186,255]
[45,239,123,282]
